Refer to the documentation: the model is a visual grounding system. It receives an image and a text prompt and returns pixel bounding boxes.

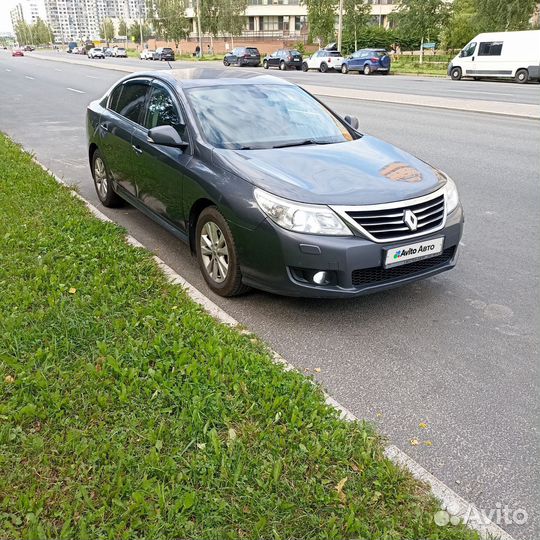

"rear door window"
[111,82,149,125]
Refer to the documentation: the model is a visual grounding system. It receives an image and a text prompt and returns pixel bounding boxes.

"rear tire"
[196,207,250,297]
[91,149,123,208]
[450,66,462,80]
[320,62,328,73]
[301,62,308,72]
[280,61,286,71]
[363,64,371,75]
[263,60,268,69]
[515,68,528,84]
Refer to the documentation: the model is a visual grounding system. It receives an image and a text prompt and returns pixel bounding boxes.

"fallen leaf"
[335,477,348,503]
[419,422,428,429]
[4,375,15,384]
[196,443,206,450]
[424,440,433,447]
[68,287,77,294]
[314,367,321,373]
[410,438,420,446]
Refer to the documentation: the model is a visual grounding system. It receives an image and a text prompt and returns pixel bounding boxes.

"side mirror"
[459,50,465,57]
[147,125,188,149]
[344,115,359,130]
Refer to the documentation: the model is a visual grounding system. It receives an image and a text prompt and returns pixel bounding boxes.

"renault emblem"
[403,209,418,231]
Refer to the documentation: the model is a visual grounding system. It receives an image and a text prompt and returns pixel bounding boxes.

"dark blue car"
[341,49,391,75]
[86,70,462,298]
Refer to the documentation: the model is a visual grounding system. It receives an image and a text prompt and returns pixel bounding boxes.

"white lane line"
[66,87,86,94]
[447,89,514,97]
[55,68,62,72]
[86,75,99,79]
[25,75,35,80]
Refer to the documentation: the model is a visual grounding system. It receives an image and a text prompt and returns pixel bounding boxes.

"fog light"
[313,271,329,285]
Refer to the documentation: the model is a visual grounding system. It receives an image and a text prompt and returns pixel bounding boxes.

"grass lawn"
[0,133,478,539]
[391,55,451,77]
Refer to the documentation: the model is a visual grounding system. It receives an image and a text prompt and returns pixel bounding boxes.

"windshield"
[185,84,355,150]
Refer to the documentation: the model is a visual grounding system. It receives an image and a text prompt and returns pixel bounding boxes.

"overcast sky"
[1,0,20,34]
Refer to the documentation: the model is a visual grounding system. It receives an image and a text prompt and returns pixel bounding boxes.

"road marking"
[66,87,86,94]
[25,75,35,80]
[5,68,11,72]
[86,75,99,79]
[55,68,62,72]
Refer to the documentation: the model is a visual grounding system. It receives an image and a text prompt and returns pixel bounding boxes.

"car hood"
[213,135,445,205]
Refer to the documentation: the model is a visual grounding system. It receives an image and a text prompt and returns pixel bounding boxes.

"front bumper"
[236,205,464,298]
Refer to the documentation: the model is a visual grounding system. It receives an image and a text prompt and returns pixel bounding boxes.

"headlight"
[443,176,459,214]
[254,188,352,236]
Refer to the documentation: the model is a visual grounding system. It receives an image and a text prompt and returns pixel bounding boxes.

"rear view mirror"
[344,115,359,130]
[148,125,188,149]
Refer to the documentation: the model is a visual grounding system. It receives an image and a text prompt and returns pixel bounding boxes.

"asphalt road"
[1,52,539,539]
[30,49,540,105]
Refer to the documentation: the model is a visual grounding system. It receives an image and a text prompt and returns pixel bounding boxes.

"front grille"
[344,193,445,242]
[351,247,455,287]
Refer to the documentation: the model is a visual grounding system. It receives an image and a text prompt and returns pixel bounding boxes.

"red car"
[12,49,24,57]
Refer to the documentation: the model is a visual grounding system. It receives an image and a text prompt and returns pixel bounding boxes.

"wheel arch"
[188,197,217,254]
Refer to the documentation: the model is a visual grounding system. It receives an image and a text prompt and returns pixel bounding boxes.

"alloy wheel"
[200,221,229,283]
[94,156,108,199]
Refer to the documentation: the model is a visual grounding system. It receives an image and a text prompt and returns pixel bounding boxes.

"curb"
[32,156,514,540]
[27,53,539,120]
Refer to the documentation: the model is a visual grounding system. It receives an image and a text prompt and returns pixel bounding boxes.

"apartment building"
[10,1,46,30]
[44,0,147,41]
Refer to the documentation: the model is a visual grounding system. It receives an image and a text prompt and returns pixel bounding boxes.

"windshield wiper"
[271,139,335,149]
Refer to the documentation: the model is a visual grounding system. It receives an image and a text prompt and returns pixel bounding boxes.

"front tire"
[196,207,249,297]
[223,59,229,66]
[301,62,308,72]
[450,67,462,80]
[263,60,268,69]
[280,61,286,71]
[341,63,349,74]
[91,150,122,208]
[515,68,528,84]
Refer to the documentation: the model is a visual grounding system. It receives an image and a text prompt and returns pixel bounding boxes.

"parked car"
[72,46,81,55]
[11,48,24,57]
[140,49,155,60]
[104,47,114,57]
[302,49,344,72]
[153,47,175,61]
[223,47,260,67]
[88,47,105,59]
[263,49,303,71]
[341,48,391,75]
[66,41,77,53]
[448,30,540,83]
[113,47,127,58]
[87,71,463,298]
[22,45,35,52]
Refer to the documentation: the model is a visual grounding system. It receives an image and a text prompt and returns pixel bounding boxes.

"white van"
[448,30,540,83]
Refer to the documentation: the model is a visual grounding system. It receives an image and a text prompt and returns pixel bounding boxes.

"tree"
[118,19,128,37]
[390,0,451,60]
[342,0,371,51]
[128,21,153,44]
[342,26,395,55]
[14,20,32,44]
[33,18,54,45]
[439,0,478,51]
[302,0,338,46]
[148,0,190,47]
[100,18,115,42]
[475,0,537,32]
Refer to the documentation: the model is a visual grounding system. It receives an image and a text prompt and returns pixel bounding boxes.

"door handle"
[132,144,143,155]
[100,122,110,132]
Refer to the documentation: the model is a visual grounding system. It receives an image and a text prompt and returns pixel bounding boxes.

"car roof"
[118,69,293,89]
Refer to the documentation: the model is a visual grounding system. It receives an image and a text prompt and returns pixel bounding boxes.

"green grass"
[0,133,478,539]
[391,54,452,76]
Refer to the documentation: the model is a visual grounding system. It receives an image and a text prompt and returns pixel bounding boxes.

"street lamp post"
[337,0,343,53]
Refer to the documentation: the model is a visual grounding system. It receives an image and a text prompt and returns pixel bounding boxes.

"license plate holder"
[384,237,444,269]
